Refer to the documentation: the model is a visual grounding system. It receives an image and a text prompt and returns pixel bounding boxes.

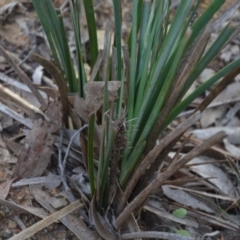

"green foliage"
[172,208,187,218]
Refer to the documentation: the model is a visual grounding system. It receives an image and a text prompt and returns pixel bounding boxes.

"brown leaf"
[0,198,49,219]
[84,81,121,111]
[30,186,99,239]
[0,178,16,199]
[74,81,121,122]
[13,101,62,178]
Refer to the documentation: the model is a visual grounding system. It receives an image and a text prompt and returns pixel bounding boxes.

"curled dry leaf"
[74,81,121,122]
[13,101,62,178]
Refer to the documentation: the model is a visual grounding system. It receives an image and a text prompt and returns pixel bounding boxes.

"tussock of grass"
[32,0,240,238]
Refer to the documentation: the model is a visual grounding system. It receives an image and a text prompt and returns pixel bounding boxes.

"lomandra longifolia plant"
[32,0,240,237]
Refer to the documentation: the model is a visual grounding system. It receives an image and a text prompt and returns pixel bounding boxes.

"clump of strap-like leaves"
[32,0,240,238]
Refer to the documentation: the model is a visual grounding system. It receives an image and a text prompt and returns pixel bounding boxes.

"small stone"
[8,220,17,228]
[199,68,215,83]
[235,74,240,81]
[220,51,232,62]
[221,44,230,52]
[1,230,13,239]
[49,197,68,209]
[231,45,240,55]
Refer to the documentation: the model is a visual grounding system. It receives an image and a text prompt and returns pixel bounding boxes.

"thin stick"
[58,124,88,203]
[116,131,226,228]
[9,200,82,240]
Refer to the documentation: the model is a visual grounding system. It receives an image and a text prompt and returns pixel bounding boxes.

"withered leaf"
[13,101,62,178]
[84,81,121,111]
[74,81,121,122]
[0,178,16,199]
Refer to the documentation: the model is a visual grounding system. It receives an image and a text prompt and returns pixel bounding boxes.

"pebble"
[231,45,240,55]
[1,230,13,239]
[49,197,68,209]
[220,51,232,62]
[199,68,216,83]
[8,220,16,229]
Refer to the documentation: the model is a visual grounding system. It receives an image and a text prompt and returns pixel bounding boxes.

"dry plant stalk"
[29,53,69,127]
[117,111,201,213]
[116,131,226,228]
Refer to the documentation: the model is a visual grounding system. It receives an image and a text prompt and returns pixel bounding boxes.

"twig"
[116,131,226,228]
[121,231,194,240]
[168,133,192,168]
[13,215,36,240]
[58,124,88,203]
[62,124,88,169]
[0,102,33,128]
